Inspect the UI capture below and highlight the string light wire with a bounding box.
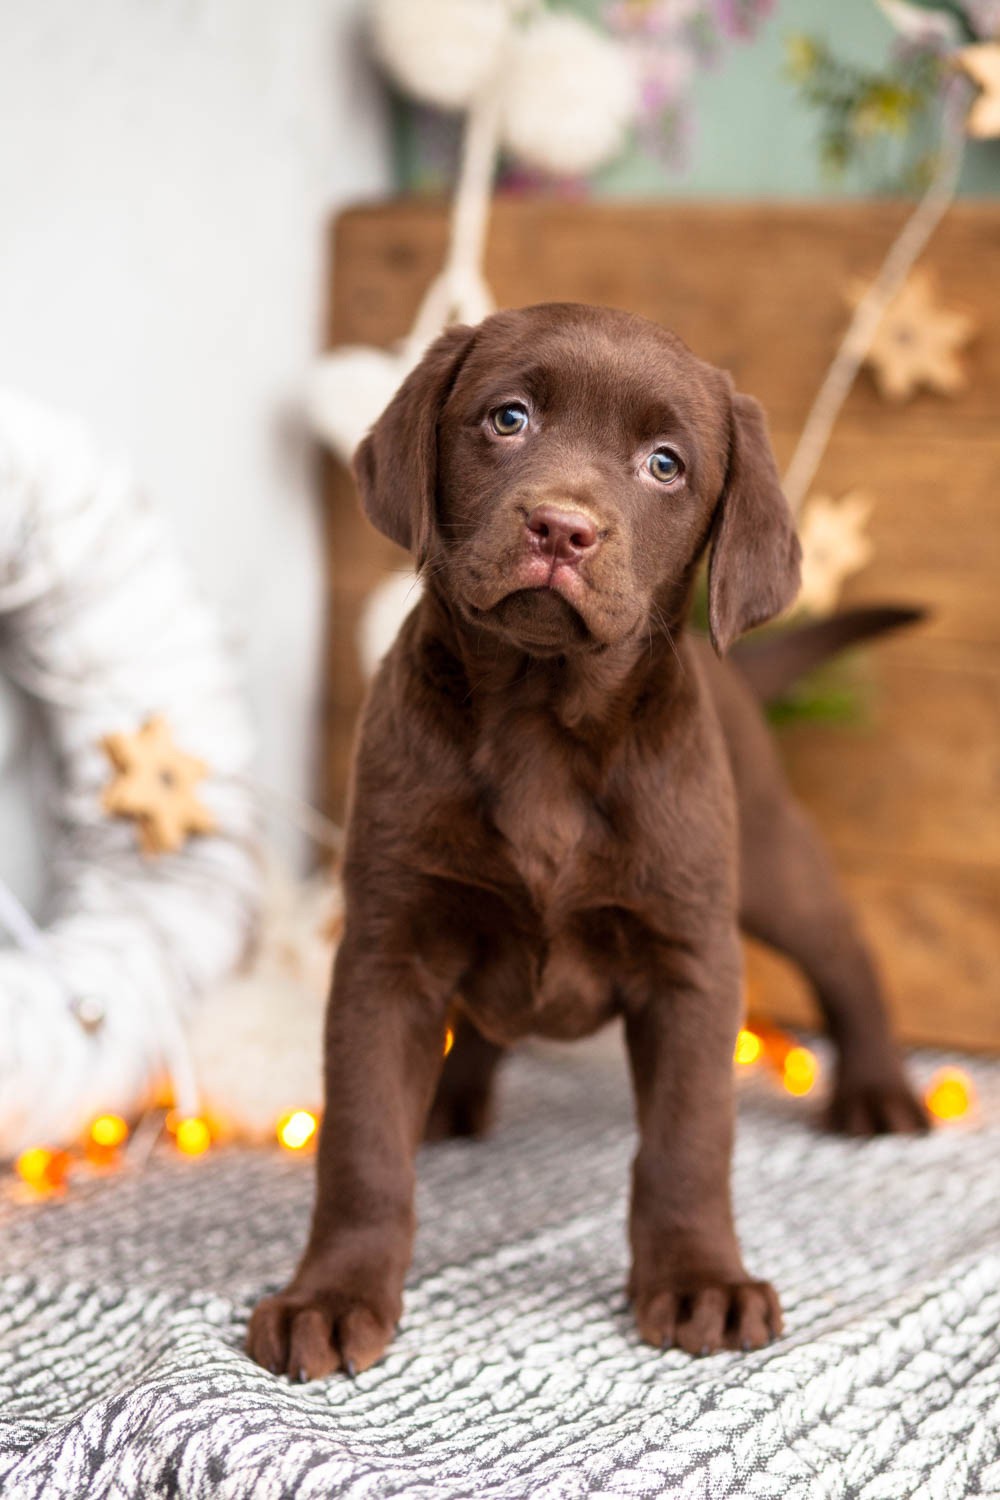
[782,82,970,516]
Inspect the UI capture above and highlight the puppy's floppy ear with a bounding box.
[352,323,476,564]
[708,388,801,655]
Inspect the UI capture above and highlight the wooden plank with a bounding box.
[780,429,1000,651]
[320,198,1000,1049]
[776,658,1000,869]
[746,863,1000,1051]
[330,199,1000,428]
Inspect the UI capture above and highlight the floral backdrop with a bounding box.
[391,0,1000,195]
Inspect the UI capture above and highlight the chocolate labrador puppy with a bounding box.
[248,303,926,1382]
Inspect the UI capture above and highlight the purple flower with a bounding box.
[712,0,776,40]
[962,0,1000,39]
[603,0,774,171]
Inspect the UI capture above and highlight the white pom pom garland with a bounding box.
[189,864,338,1142]
[371,0,513,110]
[307,345,418,465]
[310,4,638,464]
[371,0,638,174]
[500,11,638,175]
[357,569,424,678]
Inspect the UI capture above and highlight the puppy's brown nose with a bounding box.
[526,505,598,563]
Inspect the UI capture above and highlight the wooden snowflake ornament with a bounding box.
[101,715,216,856]
[796,491,875,616]
[957,44,1000,139]
[852,270,976,402]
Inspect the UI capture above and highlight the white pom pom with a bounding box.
[371,0,511,111]
[307,346,413,464]
[190,868,339,1142]
[501,12,638,176]
[191,969,326,1141]
[0,686,21,773]
[358,569,423,677]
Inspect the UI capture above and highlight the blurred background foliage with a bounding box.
[391,0,1000,196]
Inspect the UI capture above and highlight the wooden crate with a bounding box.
[319,198,1000,1051]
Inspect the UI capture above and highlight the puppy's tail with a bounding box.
[731,605,926,703]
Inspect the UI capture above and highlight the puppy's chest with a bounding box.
[473,722,607,909]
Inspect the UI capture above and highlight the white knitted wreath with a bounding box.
[0,389,261,1158]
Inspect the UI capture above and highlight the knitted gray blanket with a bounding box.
[2,1038,998,1498]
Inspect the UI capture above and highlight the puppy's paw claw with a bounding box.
[246,1289,395,1382]
[635,1277,782,1356]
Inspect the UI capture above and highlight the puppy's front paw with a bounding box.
[826,1069,930,1136]
[247,1286,397,1382]
[633,1276,782,1355]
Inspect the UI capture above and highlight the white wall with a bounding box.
[0,0,390,906]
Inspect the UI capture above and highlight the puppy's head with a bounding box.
[354,304,800,657]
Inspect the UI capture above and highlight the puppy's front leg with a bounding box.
[625,931,782,1356]
[247,931,451,1381]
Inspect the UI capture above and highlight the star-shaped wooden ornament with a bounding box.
[796,491,875,616]
[850,270,976,403]
[957,44,1000,139]
[101,715,216,856]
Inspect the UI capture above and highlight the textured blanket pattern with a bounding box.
[1,1039,998,1499]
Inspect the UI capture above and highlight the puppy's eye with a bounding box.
[646,447,683,483]
[490,402,529,436]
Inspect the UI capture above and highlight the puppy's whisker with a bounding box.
[647,598,686,678]
[416,562,457,594]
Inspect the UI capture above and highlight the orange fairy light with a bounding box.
[925,1068,973,1122]
[743,1015,798,1067]
[89,1114,129,1149]
[443,1025,455,1058]
[15,1147,72,1193]
[734,1028,763,1066]
[782,1046,818,1097]
[84,1112,130,1167]
[174,1117,212,1156]
[277,1109,318,1152]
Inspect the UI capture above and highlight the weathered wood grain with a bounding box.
[320,199,1000,1049]
[327,199,1000,427]
[746,862,999,1051]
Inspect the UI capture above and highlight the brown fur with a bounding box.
[247,304,927,1383]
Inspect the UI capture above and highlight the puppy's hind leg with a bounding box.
[425,1013,506,1141]
[739,799,928,1136]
